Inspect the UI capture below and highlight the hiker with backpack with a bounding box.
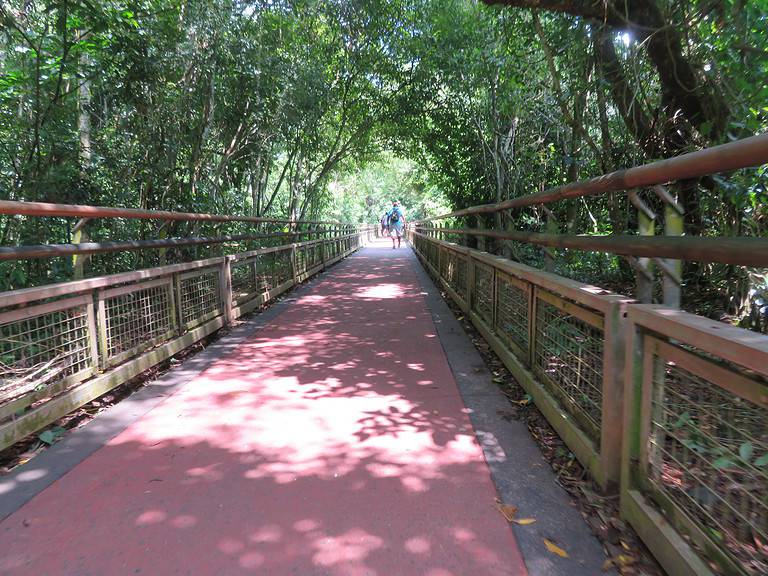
[386,201,406,249]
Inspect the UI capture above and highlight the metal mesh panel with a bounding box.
[295,247,307,274]
[180,270,220,327]
[455,255,468,300]
[429,242,438,268]
[0,303,93,401]
[647,357,767,573]
[103,282,173,362]
[495,273,529,357]
[441,249,455,285]
[274,249,293,284]
[231,260,259,303]
[473,262,494,325]
[534,296,604,438]
[254,253,277,294]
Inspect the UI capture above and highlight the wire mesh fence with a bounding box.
[473,262,494,327]
[231,259,260,305]
[534,294,604,441]
[411,231,616,465]
[100,280,175,366]
[495,272,529,360]
[644,341,767,575]
[179,269,221,329]
[0,297,96,404]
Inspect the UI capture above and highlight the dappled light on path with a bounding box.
[0,241,525,575]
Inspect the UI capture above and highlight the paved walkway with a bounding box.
[0,240,608,575]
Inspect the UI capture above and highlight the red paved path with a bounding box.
[0,242,526,575]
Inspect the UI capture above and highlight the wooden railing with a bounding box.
[410,133,768,576]
[0,206,372,453]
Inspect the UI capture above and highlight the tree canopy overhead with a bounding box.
[1,0,766,309]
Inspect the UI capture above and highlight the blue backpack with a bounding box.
[388,207,401,226]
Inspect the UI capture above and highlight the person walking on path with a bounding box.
[380,212,389,237]
[386,201,406,249]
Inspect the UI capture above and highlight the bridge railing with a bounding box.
[412,232,628,489]
[0,204,371,453]
[410,133,768,576]
[623,306,767,576]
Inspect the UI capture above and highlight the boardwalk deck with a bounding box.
[0,241,608,575]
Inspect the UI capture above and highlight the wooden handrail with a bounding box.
[0,200,340,226]
[412,228,768,267]
[420,132,768,220]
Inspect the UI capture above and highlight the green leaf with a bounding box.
[673,411,691,428]
[739,441,753,463]
[38,426,66,445]
[754,454,768,468]
[712,456,734,470]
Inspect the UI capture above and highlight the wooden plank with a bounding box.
[621,318,646,497]
[637,335,657,480]
[628,305,768,378]
[468,244,629,314]
[0,367,97,421]
[229,244,292,262]
[220,257,234,326]
[231,279,294,320]
[418,227,768,268]
[96,290,110,370]
[599,300,625,492]
[85,298,100,374]
[621,489,715,576]
[0,257,225,307]
[178,266,220,282]
[0,199,339,225]
[0,294,92,326]
[643,483,746,576]
[99,277,171,300]
[650,336,768,408]
[536,288,604,330]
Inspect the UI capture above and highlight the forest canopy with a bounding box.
[1,0,767,316]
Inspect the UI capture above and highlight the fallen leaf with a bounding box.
[616,554,636,566]
[620,540,631,551]
[496,503,518,522]
[511,518,536,525]
[602,559,614,571]
[544,539,569,558]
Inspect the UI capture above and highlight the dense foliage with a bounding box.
[1,0,766,323]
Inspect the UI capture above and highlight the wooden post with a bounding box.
[174,273,185,335]
[543,207,558,272]
[96,289,110,369]
[220,256,233,326]
[72,218,91,279]
[476,216,487,252]
[599,300,627,492]
[629,190,656,303]
[157,220,170,266]
[655,186,684,308]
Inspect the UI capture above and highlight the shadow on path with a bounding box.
[0,241,526,576]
